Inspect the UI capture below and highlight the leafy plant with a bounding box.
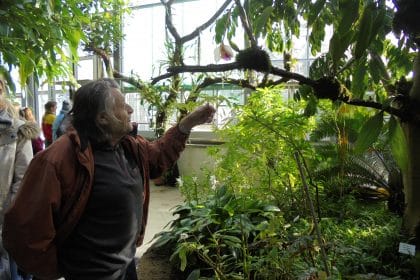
[207,86,317,218]
[157,85,414,278]
[0,0,128,90]
[154,185,292,280]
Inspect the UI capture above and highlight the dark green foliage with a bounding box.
[395,76,413,96]
[392,0,420,47]
[155,91,414,279]
[154,185,288,279]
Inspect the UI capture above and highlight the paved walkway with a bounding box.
[135,184,183,258]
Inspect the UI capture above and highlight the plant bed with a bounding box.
[137,242,186,280]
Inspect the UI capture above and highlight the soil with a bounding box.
[137,243,186,280]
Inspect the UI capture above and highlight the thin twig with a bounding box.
[294,152,330,276]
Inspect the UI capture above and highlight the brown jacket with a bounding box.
[2,125,188,279]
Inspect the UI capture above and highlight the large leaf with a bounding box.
[186,269,200,280]
[368,54,389,84]
[370,4,387,41]
[329,30,354,71]
[307,0,326,27]
[254,6,273,37]
[215,13,230,43]
[337,0,359,35]
[354,111,384,154]
[304,95,318,117]
[18,55,35,87]
[389,116,408,171]
[354,3,374,59]
[351,59,367,99]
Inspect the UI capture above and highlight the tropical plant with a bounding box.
[0,0,128,90]
[154,185,296,280]
[153,0,420,257]
[309,105,405,215]
[160,84,414,278]
[156,180,413,278]
[207,87,316,216]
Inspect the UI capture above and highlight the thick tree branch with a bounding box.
[195,77,256,92]
[344,99,405,120]
[161,0,181,42]
[113,71,146,90]
[151,62,240,84]
[271,67,317,87]
[151,61,317,87]
[263,77,290,88]
[234,0,257,48]
[181,0,233,44]
[85,45,113,77]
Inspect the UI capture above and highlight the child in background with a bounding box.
[41,101,57,148]
[20,107,44,155]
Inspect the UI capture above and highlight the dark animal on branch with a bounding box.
[235,47,271,72]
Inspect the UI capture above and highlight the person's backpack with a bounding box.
[55,115,68,139]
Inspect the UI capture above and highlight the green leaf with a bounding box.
[179,246,188,271]
[308,0,326,27]
[329,30,354,70]
[370,5,386,41]
[351,59,367,98]
[389,116,408,171]
[354,3,374,59]
[215,13,229,43]
[354,111,384,154]
[222,235,242,244]
[369,54,389,84]
[337,0,359,35]
[368,57,381,84]
[18,55,35,87]
[254,6,273,37]
[186,269,200,280]
[304,95,318,117]
[263,205,281,212]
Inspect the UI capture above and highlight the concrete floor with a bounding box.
[135,184,183,258]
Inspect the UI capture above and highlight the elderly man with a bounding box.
[3,78,215,280]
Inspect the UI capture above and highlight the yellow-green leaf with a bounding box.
[254,6,274,37]
[308,0,326,27]
[354,111,383,154]
[354,3,374,59]
[389,116,408,171]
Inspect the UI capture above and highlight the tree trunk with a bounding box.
[402,51,420,235]
[402,124,420,235]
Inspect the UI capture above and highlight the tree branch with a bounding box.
[271,66,317,87]
[195,77,256,92]
[234,0,257,48]
[161,0,181,42]
[151,61,318,87]
[113,71,146,90]
[151,62,240,84]
[181,0,233,44]
[85,45,113,77]
[344,99,405,119]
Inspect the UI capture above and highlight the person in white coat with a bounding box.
[0,95,38,280]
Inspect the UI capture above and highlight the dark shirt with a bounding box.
[59,144,143,280]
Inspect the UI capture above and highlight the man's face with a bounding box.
[108,89,133,141]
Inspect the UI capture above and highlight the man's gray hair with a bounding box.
[70,78,120,147]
